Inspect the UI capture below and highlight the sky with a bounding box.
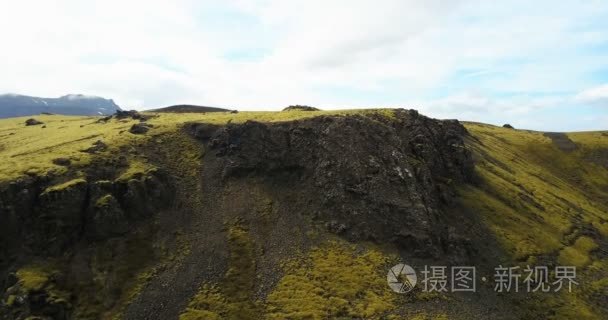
[1,0,607,131]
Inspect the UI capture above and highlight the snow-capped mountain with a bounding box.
[0,93,122,118]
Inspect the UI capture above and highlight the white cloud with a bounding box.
[418,91,561,123]
[0,0,607,130]
[576,84,608,107]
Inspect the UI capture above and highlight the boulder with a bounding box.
[82,140,107,153]
[52,158,71,166]
[25,118,44,126]
[129,123,152,134]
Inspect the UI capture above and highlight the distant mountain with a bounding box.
[147,104,230,113]
[0,93,121,118]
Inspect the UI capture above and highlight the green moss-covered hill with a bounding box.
[0,109,606,320]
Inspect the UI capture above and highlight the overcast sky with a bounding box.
[1,0,607,131]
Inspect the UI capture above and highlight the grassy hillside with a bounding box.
[461,123,608,319]
[0,110,606,319]
[0,109,393,181]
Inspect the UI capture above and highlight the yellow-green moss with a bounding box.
[414,290,449,302]
[0,109,397,181]
[461,123,608,319]
[115,160,155,182]
[69,226,161,320]
[94,194,115,207]
[5,294,16,307]
[180,224,261,320]
[16,266,51,292]
[0,115,143,181]
[180,286,227,320]
[180,308,223,320]
[557,236,599,268]
[409,312,449,320]
[460,123,608,260]
[266,241,395,320]
[12,264,71,315]
[153,130,203,179]
[41,178,86,195]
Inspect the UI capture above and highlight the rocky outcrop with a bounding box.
[0,169,172,263]
[129,123,153,134]
[0,166,172,319]
[37,179,89,254]
[2,109,477,319]
[25,118,44,126]
[115,110,150,121]
[189,109,474,259]
[81,140,108,154]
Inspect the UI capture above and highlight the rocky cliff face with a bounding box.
[1,109,478,319]
[0,168,172,319]
[0,169,171,258]
[190,109,474,259]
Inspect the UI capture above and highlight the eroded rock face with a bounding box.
[0,168,172,319]
[190,109,474,258]
[37,179,89,254]
[90,193,129,239]
[1,110,476,319]
[0,169,171,261]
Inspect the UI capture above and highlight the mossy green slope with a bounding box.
[2,111,607,319]
[180,224,261,320]
[0,109,393,181]
[266,241,396,320]
[182,238,399,320]
[461,123,608,319]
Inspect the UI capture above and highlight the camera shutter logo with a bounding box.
[387,263,417,293]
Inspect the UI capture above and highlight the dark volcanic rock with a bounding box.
[25,118,44,126]
[96,115,112,123]
[81,140,108,153]
[188,123,223,141]
[52,158,71,166]
[89,194,129,238]
[544,132,578,152]
[0,168,172,263]
[191,109,474,258]
[111,168,172,221]
[37,179,89,254]
[129,123,152,134]
[0,169,172,320]
[115,110,149,121]
[502,124,514,129]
